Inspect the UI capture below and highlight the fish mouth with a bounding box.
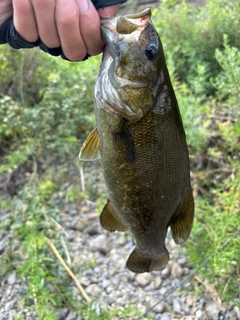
[101,10,152,90]
[115,74,148,88]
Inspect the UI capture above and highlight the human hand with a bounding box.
[0,0,12,26]
[0,0,121,61]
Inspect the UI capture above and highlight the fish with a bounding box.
[79,8,194,273]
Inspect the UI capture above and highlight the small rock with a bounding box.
[186,294,194,306]
[161,265,171,278]
[117,235,127,246]
[102,279,111,289]
[159,287,167,296]
[169,239,177,249]
[7,272,17,285]
[87,227,99,236]
[65,311,78,320]
[126,270,135,282]
[183,267,190,275]
[195,309,203,318]
[89,234,109,254]
[171,262,183,278]
[0,236,8,254]
[159,313,171,320]
[225,311,238,320]
[233,306,240,319]
[178,257,187,265]
[5,299,16,311]
[106,286,114,294]
[173,298,182,315]
[151,275,162,289]
[198,297,205,309]
[56,308,69,320]
[105,296,114,305]
[85,284,100,298]
[8,309,16,320]
[205,301,220,320]
[135,273,152,287]
[149,297,165,313]
[70,219,88,231]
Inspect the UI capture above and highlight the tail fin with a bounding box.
[126,247,169,273]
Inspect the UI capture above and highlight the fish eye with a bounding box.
[145,44,158,60]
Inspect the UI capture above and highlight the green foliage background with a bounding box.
[0,0,239,318]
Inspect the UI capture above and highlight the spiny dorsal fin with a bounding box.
[170,187,194,244]
[79,128,100,161]
[100,200,128,232]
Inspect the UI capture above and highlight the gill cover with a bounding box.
[98,9,162,122]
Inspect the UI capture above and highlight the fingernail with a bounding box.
[76,0,89,13]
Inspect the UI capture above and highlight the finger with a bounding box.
[77,0,104,56]
[31,0,60,48]
[0,0,13,26]
[12,0,38,42]
[55,0,87,61]
[98,4,120,18]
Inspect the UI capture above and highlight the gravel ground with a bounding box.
[0,198,239,320]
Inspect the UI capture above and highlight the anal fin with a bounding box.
[79,128,100,161]
[170,187,194,244]
[100,200,128,232]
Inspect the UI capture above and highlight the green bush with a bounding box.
[154,0,240,95]
[0,47,99,173]
[153,2,240,304]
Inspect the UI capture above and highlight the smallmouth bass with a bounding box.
[80,9,194,273]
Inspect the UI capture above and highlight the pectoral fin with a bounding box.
[170,187,194,244]
[111,119,135,162]
[100,200,128,232]
[79,128,100,161]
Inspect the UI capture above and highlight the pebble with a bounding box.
[5,299,17,312]
[56,308,69,320]
[7,272,17,285]
[233,306,240,319]
[151,275,162,289]
[65,311,78,320]
[205,300,220,320]
[186,294,194,306]
[173,298,182,314]
[149,297,165,313]
[159,313,171,320]
[89,234,109,254]
[135,273,152,287]
[171,261,184,278]
[161,265,171,278]
[195,309,203,318]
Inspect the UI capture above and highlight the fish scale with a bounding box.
[80,8,194,273]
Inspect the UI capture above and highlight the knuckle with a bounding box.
[32,0,54,9]
[57,10,79,28]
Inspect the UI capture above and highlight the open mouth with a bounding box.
[115,74,148,88]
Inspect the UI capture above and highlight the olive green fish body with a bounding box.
[80,9,194,273]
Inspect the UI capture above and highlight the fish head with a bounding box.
[99,9,163,122]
